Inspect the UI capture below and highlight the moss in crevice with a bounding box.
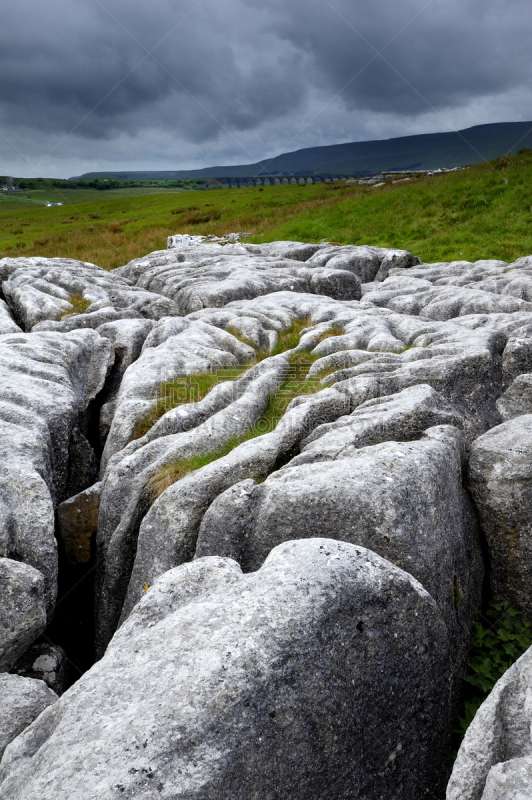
[148,349,325,499]
[133,366,252,440]
[61,294,91,317]
[134,317,322,440]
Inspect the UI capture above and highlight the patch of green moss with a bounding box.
[61,293,91,317]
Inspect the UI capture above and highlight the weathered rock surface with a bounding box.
[95,319,155,446]
[290,383,468,464]
[5,239,532,797]
[0,540,451,800]
[100,319,256,468]
[468,415,532,616]
[0,559,47,672]
[57,483,101,565]
[0,329,113,609]
[497,373,532,419]
[0,257,179,331]
[196,425,482,680]
[501,323,532,385]
[114,243,420,313]
[10,643,68,696]
[447,645,532,800]
[0,674,57,760]
[121,386,350,627]
[95,354,291,653]
[390,257,532,303]
[114,252,362,314]
[363,275,532,319]
[0,299,20,335]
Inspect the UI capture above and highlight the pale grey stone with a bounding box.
[468,415,532,616]
[95,318,155,446]
[497,373,532,420]
[0,559,47,672]
[101,320,256,469]
[96,355,290,654]
[447,646,532,800]
[114,251,362,315]
[501,324,532,386]
[121,386,350,627]
[0,257,179,331]
[0,539,451,800]
[196,425,482,681]
[290,384,469,465]
[482,756,532,799]
[364,275,532,319]
[0,330,113,609]
[0,673,57,760]
[0,299,20,335]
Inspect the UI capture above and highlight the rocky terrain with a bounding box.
[0,236,531,798]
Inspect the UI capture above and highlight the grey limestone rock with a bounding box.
[497,373,532,420]
[290,383,469,465]
[96,355,290,654]
[114,251,362,315]
[10,643,68,696]
[501,323,532,386]
[0,673,57,760]
[0,329,113,609]
[196,425,482,681]
[364,275,532,319]
[120,385,350,626]
[325,324,505,435]
[481,756,532,799]
[0,539,451,800]
[95,318,155,446]
[0,299,20,335]
[447,645,532,800]
[0,558,47,672]
[468,415,532,616]
[100,320,255,469]
[0,257,179,331]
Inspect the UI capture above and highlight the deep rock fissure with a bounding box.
[42,522,97,688]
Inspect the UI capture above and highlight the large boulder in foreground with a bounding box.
[0,540,451,800]
[196,425,482,681]
[468,415,532,616]
[0,674,57,760]
[447,645,532,800]
[0,558,47,672]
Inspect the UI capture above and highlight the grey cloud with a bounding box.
[0,0,531,176]
[251,0,532,114]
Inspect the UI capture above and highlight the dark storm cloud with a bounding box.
[253,0,532,114]
[0,0,309,140]
[1,0,531,175]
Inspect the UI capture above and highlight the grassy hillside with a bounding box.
[77,122,532,179]
[1,150,531,269]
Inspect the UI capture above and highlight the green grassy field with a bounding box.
[1,151,531,269]
[0,185,190,209]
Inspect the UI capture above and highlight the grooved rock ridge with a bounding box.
[0,240,532,799]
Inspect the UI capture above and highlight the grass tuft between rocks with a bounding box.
[145,319,330,498]
[61,294,91,317]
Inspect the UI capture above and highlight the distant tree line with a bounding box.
[13,177,219,191]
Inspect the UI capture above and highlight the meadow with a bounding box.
[1,150,531,269]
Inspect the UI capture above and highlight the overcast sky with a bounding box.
[1,0,531,178]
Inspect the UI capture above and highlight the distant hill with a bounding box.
[72,121,532,181]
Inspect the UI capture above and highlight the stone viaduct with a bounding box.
[218,174,358,187]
